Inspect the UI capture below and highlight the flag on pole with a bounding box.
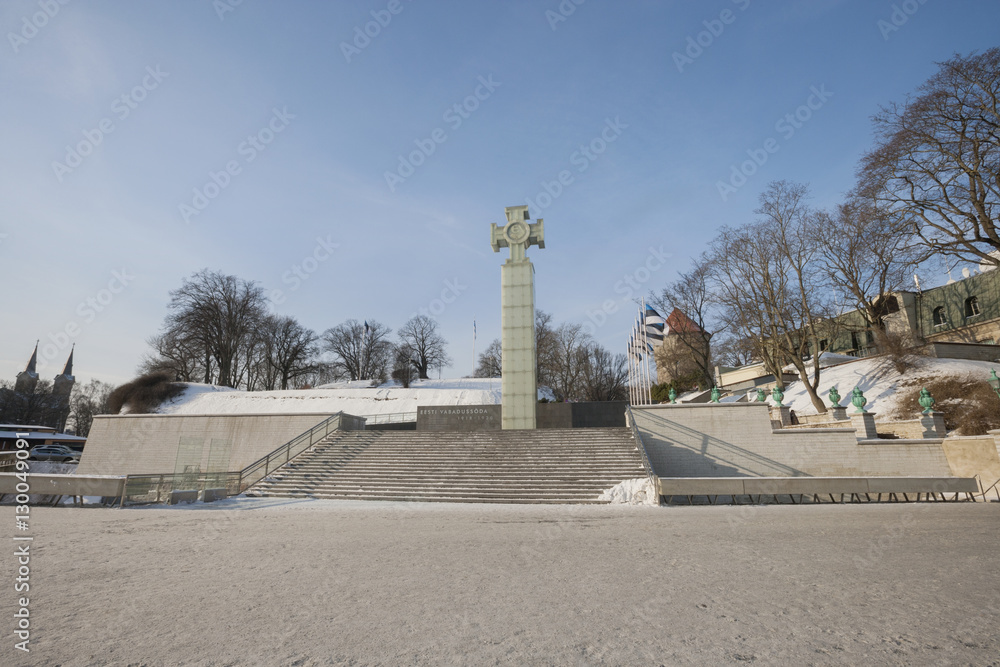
[363,321,371,340]
[644,305,666,327]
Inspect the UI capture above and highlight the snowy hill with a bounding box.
[154,378,543,417]
[758,356,1000,419]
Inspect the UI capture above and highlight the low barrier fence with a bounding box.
[120,412,357,506]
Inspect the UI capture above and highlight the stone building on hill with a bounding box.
[653,309,712,389]
[3,342,76,431]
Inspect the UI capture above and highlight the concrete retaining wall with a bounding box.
[77,413,337,476]
[417,402,627,431]
[632,403,954,478]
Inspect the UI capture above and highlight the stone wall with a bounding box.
[417,402,627,431]
[78,412,339,476]
[632,403,953,478]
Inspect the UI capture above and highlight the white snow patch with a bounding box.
[598,478,659,506]
[772,356,1000,419]
[154,378,557,418]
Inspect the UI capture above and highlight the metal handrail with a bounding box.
[236,412,346,492]
[364,412,418,425]
[624,405,658,493]
[119,413,350,506]
[976,475,1000,502]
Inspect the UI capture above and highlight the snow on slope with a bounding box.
[156,378,531,417]
[764,356,1000,418]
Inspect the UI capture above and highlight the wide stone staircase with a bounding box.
[245,428,647,504]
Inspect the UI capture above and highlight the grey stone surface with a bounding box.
[79,413,340,476]
[633,403,953,479]
[417,405,501,431]
[921,411,947,438]
[417,402,627,431]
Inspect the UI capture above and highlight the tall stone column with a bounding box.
[491,206,545,430]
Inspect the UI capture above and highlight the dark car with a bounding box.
[28,445,81,463]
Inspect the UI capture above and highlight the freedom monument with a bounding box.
[491,205,545,430]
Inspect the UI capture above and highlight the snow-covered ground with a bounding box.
[758,356,1000,418]
[154,378,554,417]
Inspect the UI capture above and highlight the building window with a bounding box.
[932,306,948,327]
[819,339,828,351]
[965,296,981,318]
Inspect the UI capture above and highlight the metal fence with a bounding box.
[364,412,417,426]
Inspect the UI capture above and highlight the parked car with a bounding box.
[28,445,81,463]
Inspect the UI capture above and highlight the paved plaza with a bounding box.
[4,500,999,666]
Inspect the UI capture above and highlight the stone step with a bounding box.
[250,426,646,505]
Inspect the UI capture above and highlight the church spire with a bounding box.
[61,345,74,377]
[15,341,40,394]
[24,340,38,374]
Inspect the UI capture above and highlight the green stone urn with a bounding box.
[851,387,867,413]
[710,387,721,403]
[828,386,841,408]
[918,388,935,414]
[755,388,766,402]
[668,387,677,404]
[771,386,784,407]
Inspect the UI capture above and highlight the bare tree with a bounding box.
[260,315,318,390]
[712,333,756,368]
[391,343,417,388]
[321,319,393,382]
[813,193,922,350]
[534,310,558,389]
[577,344,629,402]
[139,328,207,382]
[650,253,715,390]
[474,339,502,378]
[397,315,452,380]
[69,379,114,437]
[710,181,831,413]
[155,270,268,388]
[860,48,1000,267]
[546,322,591,402]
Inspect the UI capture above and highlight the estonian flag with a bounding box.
[644,305,666,327]
[364,321,371,339]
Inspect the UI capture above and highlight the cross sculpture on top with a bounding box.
[490,205,545,429]
[490,205,544,262]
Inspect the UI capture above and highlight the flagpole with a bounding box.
[634,316,644,405]
[472,317,476,377]
[628,333,635,405]
[642,297,653,403]
[641,300,652,404]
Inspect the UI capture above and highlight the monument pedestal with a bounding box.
[851,411,878,440]
[501,260,537,429]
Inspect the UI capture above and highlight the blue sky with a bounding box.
[2,0,998,386]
